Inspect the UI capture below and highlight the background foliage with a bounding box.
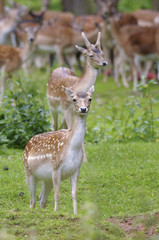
[6,0,152,12]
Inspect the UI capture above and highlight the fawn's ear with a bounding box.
[62,86,74,97]
[88,85,94,95]
[75,45,88,55]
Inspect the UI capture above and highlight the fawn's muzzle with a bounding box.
[80,107,87,113]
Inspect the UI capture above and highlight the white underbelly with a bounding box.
[33,162,53,181]
[37,45,57,52]
[32,149,83,181]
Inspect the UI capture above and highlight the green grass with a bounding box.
[1,141,159,239]
[1,66,159,239]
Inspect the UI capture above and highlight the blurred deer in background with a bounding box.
[0,4,28,44]
[110,13,159,91]
[0,24,41,104]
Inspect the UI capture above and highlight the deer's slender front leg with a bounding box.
[40,181,53,208]
[50,107,58,131]
[52,170,61,212]
[28,175,38,209]
[82,143,87,162]
[0,67,6,104]
[131,58,138,92]
[64,108,73,129]
[71,170,79,215]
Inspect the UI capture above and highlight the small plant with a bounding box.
[86,80,159,143]
[0,79,51,148]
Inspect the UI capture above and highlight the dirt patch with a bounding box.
[106,212,159,238]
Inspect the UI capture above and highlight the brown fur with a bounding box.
[0,46,21,72]
[110,15,158,58]
[126,26,157,55]
[0,25,41,103]
[47,67,78,109]
[23,130,71,171]
[132,9,159,24]
[118,13,138,27]
[110,14,159,90]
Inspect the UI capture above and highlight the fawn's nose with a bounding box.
[30,38,34,42]
[102,61,108,66]
[80,107,87,113]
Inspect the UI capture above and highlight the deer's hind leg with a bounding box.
[64,108,73,129]
[49,105,59,131]
[52,170,61,212]
[0,66,7,104]
[39,181,53,208]
[27,173,38,209]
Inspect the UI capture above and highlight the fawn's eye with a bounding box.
[73,98,77,102]
[89,98,92,102]
[89,55,93,58]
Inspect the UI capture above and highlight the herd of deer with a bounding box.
[0,0,159,214]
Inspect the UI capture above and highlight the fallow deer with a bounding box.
[110,13,139,88]
[47,32,107,162]
[33,12,104,68]
[95,0,119,82]
[0,5,28,44]
[0,25,41,104]
[47,32,107,131]
[23,86,94,215]
[30,1,108,69]
[110,14,159,91]
[132,9,159,27]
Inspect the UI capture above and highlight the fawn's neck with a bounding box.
[19,41,34,63]
[69,113,87,149]
[110,20,121,42]
[0,20,14,43]
[76,58,97,92]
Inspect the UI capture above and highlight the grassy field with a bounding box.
[1,65,159,239]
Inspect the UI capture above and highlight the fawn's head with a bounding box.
[75,32,108,68]
[19,24,41,43]
[63,86,94,115]
[98,0,119,19]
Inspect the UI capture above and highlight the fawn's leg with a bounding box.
[131,58,138,92]
[50,106,58,131]
[0,68,6,105]
[64,108,73,129]
[71,170,79,215]
[28,175,38,208]
[59,118,67,129]
[120,56,129,88]
[114,53,121,87]
[52,170,61,212]
[40,181,53,208]
[82,143,87,162]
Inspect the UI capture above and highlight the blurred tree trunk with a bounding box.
[152,0,159,10]
[0,0,5,15]
[62,0,96,15]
